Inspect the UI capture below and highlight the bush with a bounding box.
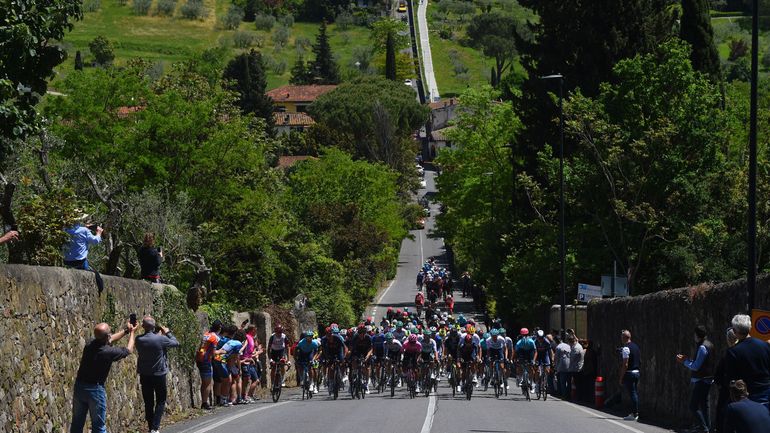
[117,0,128,5]
[221,5,244,30]
[278,14,294,27]
[156,0,176,16]
[232,30,257,48]
[133,0,152,15]
[89,35,115,66]
[728,38,749,61]
[294,36,311,54]
[272,25,290,49]
[271,58,287,75]
[83,0,101,13]
[180,0,207,20]
[335,11,354,30]
[254,14,275,31]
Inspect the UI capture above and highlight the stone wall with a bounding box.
[587,276,770,426]
[0,265,201,433]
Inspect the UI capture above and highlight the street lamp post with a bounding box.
[540,74,566,338]
[748,0,758,312]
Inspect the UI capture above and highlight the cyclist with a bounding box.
[371,327,386,387]
[514,328,536,390]
[383,332,404,387]
[402,333,422,392]
[321,326,347,393]
[392,321,408,343]
[457,333,479,390]
[420,329,440,385]
[295,331,320,393]
[349,325,373,394]
[533,329,552,395]
[417,270,425,290]
[415,290,425,317]
[486,329,508,390]
[268,325,291,388]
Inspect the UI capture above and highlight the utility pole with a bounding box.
[748,0,758,312]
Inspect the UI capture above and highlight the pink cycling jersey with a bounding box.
[402,340,422,354]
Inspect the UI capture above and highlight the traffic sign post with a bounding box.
[751,309,770,340]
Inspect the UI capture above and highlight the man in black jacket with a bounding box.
[677,325,716,433]
[725,314,770,405]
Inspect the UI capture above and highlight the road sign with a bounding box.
[601,275,629,297]
[577,283,602,303]
[751,309,770,340]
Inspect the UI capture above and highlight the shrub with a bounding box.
[728,38,749,61]
[180,0,207,20]
[83,0,101,13]
[254,14,275,31]
[89,35,115,66]
[133,0,152,15]
[156,0,176,16]
[272,25,290,49]
[232,30,257,48]
[294,36,311,53]
[335,11,354,30]
[278,14,294,27]
[221,5,244,30]
[117,0,128,5]
[272,58,287,75]
[351,45,373,71]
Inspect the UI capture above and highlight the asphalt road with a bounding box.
[416,0,440,102]
[165,169,674,433]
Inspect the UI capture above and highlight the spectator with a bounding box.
[70,320,136,433]
[0,229,18,244]
[619,329,641,421]
[138,232,163,283]
[240,325,262,403]
[725,380,770,433]
[567,335,584,401]
[580,340,599,402]
[63,217,102,270]
[554,335,571,398]
[195,320,222,410]
[725,314,770,404]
[715,327,740,433]
[135,316,179,433]
[676,325,716,433]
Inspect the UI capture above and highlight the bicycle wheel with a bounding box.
[332,365,340,400]
[390,365,396,398]
[493,364,502,398]
[522,369,530,401]
[272,370,283,403]
[540,368,548,401]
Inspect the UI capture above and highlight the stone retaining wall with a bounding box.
[587,275,770,426]
[0,265,201,433]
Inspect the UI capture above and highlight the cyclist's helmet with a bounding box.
[340,329,348,336]
[424,329,432,337]
[385,332,394,340]
[429,326,437,333]
[325,326,331,335]
[396,309,402,315]
[408,334,419,343]
[357,324,366,334]
[483,332,490,339]
[396,321,403,328]
[520,328,530,336]
[387,307,393,312]
[500,328,507,336]
[274,324,283,333]
[490,329,500,337]
[537,330,545,338]
[303,330,314,338]
[331,327,340,334]
[464,334,472,342]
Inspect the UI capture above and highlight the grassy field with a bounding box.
[57,0,372,89]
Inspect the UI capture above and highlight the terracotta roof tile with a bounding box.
[277,155,317,168]
[273,112,316,127]
[266,85,337,103]
[428,98,459,110]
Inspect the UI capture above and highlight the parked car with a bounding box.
[404,79,413,87]
[397,1,407,12]
[420,179,427,188]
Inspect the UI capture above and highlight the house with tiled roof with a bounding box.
[266,85,337,113]
[273,112,315,135]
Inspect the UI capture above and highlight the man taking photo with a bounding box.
[70,319,136,433]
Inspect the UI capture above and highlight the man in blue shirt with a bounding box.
[725,379,770,433]
[677,325,715,433]
[63,221,102,270]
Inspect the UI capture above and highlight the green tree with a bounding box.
[223,50,275,134]
[680,0,722,81]
[307,21,340,84]
[289,56,311,84]
[308,76,427,178]
[370,18,410,53]
[0,0,82,158]
[385,32,397,81]
[467,12,519,87]
[89,35,115,66]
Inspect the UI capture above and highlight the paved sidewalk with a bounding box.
[417,0,439,102]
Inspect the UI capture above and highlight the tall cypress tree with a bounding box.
[223,49,275,134]
[680,0,722,82]
[290,56,310,85]
[308,20,340,84]
[74,50,84,71]
[385,32,397,80]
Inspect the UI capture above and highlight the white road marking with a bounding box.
[561,400,646,433]
[375,277,397,306]
[182,401,291,433]
[420,394,436,433]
